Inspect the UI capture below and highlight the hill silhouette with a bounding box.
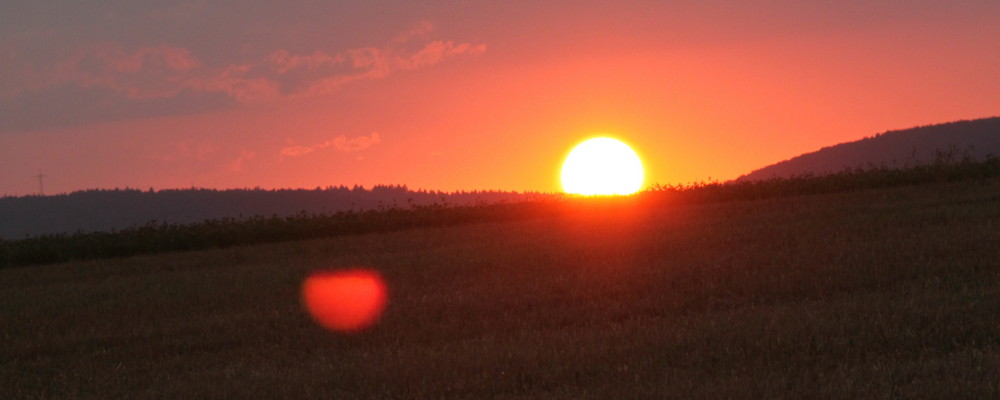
[740,116,1000,181]
[0,185,539,239]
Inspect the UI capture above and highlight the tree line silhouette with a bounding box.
[741,116,1000,180]
[2,155,998,268]
[0,184,540,239]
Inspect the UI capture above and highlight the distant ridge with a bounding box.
[740,116,1000,181]
[0,185,540,239]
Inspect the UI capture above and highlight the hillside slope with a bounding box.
[741,116,1000,180]
[3,177,999,398]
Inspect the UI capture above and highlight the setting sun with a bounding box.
[561,137,644,195]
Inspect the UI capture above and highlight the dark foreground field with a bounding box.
[3,178,1000,399]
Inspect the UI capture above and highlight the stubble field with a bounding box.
[3,178,1000,399]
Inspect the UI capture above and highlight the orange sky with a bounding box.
[2,1,999,196]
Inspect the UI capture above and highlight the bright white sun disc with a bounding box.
[561,137,644,195]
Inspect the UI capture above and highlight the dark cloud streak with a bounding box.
[0,12,485,133]
[0,85,234,133]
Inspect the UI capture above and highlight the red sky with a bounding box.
[2,1,999,196]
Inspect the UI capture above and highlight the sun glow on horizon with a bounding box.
[561,137,644,195]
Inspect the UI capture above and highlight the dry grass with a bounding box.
[2,178,999,399]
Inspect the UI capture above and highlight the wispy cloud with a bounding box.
[228,149,257,172]
[0,22,486,132]
[204,26,486,101]
[29,43,201,99]
[280,132,382,157]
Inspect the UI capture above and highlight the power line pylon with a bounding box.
[35,171,47,195]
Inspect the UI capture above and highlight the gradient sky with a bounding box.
[2,1,999,196]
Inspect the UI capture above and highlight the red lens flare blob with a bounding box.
[302,269,388,333]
